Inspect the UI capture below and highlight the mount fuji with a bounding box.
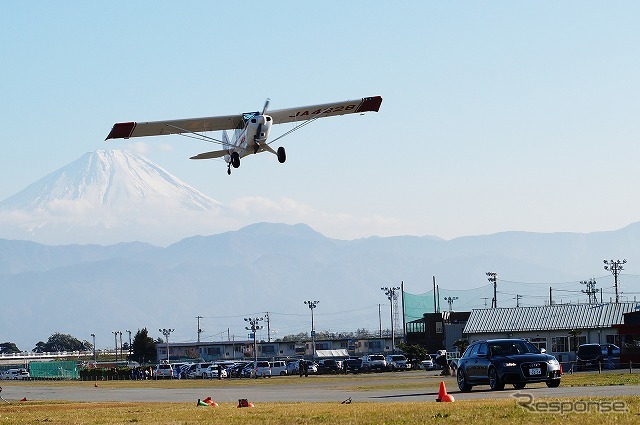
[0,150,223,245]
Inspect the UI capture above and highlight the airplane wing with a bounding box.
[267,96,382,125]
[106,96,382,140]
[106,114,246,140]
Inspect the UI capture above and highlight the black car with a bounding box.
[316,359,342,374]
[456,339,561,391]
[345,357,363,373]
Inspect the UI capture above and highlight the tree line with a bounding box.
[0,328,158,364]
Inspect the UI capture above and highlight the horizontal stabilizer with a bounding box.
[190,149,228,160]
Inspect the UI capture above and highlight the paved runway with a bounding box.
[2,377,639,403]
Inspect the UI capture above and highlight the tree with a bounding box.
[131,328,157,364]
[453,338,470,356]
[0,342,20,354]
[397,342,428,368]
[40,333,85,352]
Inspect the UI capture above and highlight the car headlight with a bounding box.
[502,362,517,367]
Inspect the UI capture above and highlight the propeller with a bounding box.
[262,98,270,115]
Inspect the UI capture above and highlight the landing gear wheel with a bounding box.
[227,164,231,175]
[231,152,240,168]
[277,146,286,163]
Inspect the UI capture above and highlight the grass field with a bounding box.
[0,371,638,424]
[1,398,638,425]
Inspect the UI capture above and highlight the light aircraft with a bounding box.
[106,96,382,175]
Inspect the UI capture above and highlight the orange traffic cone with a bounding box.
[203,397,219,407]
[237,398,254,408]
[436,381,455,402]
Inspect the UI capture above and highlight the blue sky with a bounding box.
[2,1,640,240]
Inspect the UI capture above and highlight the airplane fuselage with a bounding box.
[225,114,273,163]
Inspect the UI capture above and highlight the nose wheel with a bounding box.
[227,163,231,175]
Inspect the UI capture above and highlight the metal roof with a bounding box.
[463,302,640,334]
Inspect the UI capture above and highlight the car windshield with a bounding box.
[489,340,539,356]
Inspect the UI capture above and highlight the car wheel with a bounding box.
[546,379,561,388]
[457,368,472,392]
[488,367,505,391]
[513,382,526,389]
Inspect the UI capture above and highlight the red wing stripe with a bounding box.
[355,96,383,113]
[106,122,136,140]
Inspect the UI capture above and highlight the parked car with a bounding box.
[171,363,187,378]
[316,359,342,374]
[2,368,29,380]
[154,363,173,379]
[191,363,213,379]
[361,354,387,372]
[576,343,620,370]
[600,344,621,368]
[286,359,318,375]
[421,358,435,370]
[386,354,411,371]
[456,339,561,391]
[269,361,288,376]
[345,357,364,373]
[243,361,271,378]
[203,364,228,379]
[229,362,250,378]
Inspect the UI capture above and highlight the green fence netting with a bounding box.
[404,285,494,323]
[29,361,79,380]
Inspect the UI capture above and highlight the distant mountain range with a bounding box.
[1,150,639,352]
[0,150,222,245]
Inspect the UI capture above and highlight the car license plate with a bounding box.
[529,367,542,375]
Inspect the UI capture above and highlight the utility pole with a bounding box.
[196,316,203,343]
[244,317,263,365]
[159,328,174,363]
[549,287,553,306]
[381,286,400,354]
[515,294,522,308]
[126,330,132,360]
[304,301,319,359]
[486,272,498,308]
[264,312,271,342]
[378,304,382,338]
[444,296,458,311]
[581,278,598,304]
[604,259,626,303]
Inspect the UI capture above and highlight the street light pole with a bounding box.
[159,328,174,363]
[90,333,96,363]
[381,286,400,354]
[111,331,118,361]
[244,317,264,365]
[304,301,319,359]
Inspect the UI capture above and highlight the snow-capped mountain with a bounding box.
[0,150,223,245]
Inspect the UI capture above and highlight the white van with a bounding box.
[269,360,288,376]
[2,368,29,380]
